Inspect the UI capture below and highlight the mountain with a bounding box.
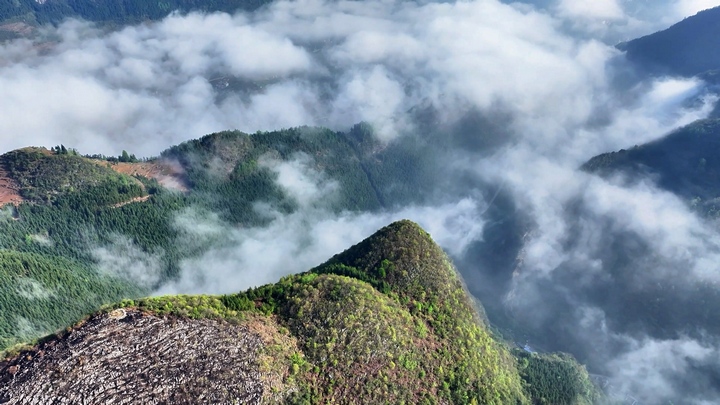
[0,0,269,39]
[0,125,440,352]
[618,6,720,77]
[0,147,149,206]
[583,118,720,215]
[2,6,719,402]
[0,220,599,404]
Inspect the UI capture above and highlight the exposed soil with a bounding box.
[112,195,152,208]
[0,309,265,405]
[0,22,34,36]
[0,165,22,207]
[104,160,189,193]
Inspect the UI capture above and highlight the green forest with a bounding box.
[0,127,603,403]
[0,125,437,351]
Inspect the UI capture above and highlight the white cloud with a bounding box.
[557,0,625,20]
[675,0,720,17]
[156,198,485,295]
[259,153,339,208]
[15,277,55,300]
[92,235,164,289]
[0,0,650,156]
[608,337,720,403]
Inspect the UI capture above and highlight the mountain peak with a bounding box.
[314,219,465,302]
[1,221,537,404]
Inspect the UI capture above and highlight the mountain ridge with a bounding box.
[0,220,600,404]
[618,6,720,77]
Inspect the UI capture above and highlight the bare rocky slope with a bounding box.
[0,309,269,404]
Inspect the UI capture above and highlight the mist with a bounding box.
[2,0,720,403]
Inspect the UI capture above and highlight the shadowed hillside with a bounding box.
[618,6,720,77]
[583,118,720,215]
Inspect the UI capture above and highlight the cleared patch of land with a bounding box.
[0,165,23,207]
[0,310,266,405]
[104,160,189,193]
[0,22,34,36]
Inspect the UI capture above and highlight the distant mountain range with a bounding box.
[618,6,720,77]
[592,7,720,211]
[0,0,268,37]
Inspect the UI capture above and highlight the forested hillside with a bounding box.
[618,6,720,77]
[0,125,436,351]
[0,220,600,405]
[583,118,720,215]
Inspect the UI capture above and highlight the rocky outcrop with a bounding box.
[0,309,264,405]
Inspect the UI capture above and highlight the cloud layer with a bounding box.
[1,0,715,156]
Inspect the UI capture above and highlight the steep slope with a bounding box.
[0,250,142,350]
[583,118,720,214]
[618,6,720,77]
[226,220,531,404]
[0,147,146,206]
[0,221,600,404]
[161,125,438,218]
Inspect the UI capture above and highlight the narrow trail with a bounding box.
[111,195,151,208]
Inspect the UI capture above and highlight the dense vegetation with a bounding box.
[515,350,599,405]
[0,131,600,402]
[1,147,145,206]
[0,125,436,352]
[161,125,436,221]
[161,127,380,224]
[0,250,140,350]
[583,118,720,216]
[92,220,599,404]
[618,6,720,77]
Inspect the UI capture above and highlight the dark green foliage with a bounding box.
[514,351,600,405]
[618,6,720,77]
[161,127,385,222]
[0,126,437,353]
[0,176,187,352]
[0,250,141,350]
[0,126,602,402]
[583,119,720,216]
[1,147,144,206]
[118,150,138,163]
